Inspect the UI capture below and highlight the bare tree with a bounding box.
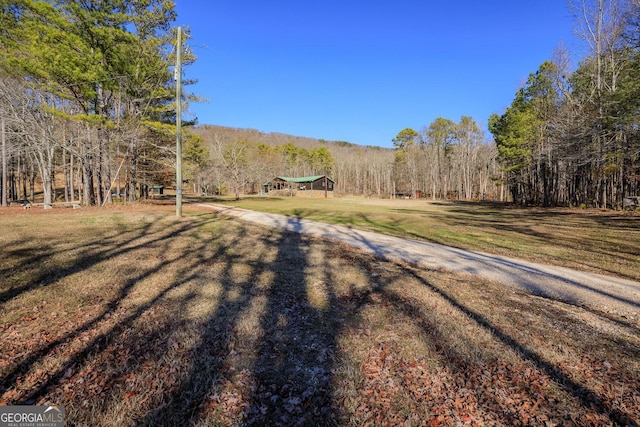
[568,0,631,207]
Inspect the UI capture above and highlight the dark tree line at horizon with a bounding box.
[490,0,640,208]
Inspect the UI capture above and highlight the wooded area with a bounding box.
[193,120,500,201]
[0,0,204,207]
[490,0,640,207]
[1,0,639,207]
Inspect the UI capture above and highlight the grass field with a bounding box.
[0,202,639,426]
[214,196,640,282]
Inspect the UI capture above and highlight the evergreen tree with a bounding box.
[0,0,195,206]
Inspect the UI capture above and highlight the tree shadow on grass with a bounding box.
[3,211,337,426]
[0,215,217,401]
[3,209,638,426]
[39,214,266,426]
[243,226,339,425]
[339,250,638,424]
[139,224,264,425]
[301,221,639,425]
[141,216,345,426]
[395,266,638,426]
[0,218,160,304]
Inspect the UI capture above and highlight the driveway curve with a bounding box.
[199,203,640,322]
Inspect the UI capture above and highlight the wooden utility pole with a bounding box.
[175,26,183,217]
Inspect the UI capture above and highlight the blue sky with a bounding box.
[174,1,577,148]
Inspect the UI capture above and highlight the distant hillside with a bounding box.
[192,124,390,152]
[191,123,499,200]
[191,123,396,198]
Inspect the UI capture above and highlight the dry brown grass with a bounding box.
[0,204,638,426]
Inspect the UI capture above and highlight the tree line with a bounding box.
[389,117,500,200]
[194,121,500,201]
[0,0,204,207]
[490,0,640,207]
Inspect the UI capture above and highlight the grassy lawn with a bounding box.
[212,196,640,282]
[0,204,639,426]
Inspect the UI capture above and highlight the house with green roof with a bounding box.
[264,175,335,198]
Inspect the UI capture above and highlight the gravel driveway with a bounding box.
[200,204,640,322]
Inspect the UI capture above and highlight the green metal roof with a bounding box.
[275,175,333,183]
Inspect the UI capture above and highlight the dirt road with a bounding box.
[200,203,640,322]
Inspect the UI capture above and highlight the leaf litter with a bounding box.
[0,207,638,426]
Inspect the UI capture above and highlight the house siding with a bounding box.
[266,176,335,197]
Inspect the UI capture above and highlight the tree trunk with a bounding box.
[28,159,35,202]
[69,150,75,202]
[128,138,138,202]
[1,116,6,207]
[63,148,69,203]
[82,155,95,206]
